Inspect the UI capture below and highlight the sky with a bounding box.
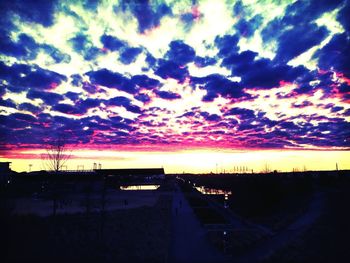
[0,0,349,173]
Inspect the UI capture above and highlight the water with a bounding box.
[120,185,160,190]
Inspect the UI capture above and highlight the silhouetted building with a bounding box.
[0,162,12,185]
[96,168,165,180]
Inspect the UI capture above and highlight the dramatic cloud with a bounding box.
[0,0,349,155]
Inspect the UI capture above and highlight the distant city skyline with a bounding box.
[1,0,349,172]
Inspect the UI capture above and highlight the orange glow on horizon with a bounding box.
[2,149,350,174]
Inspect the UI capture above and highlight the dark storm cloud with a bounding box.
[108,96,131,107]
[232,0,245,16]
[0,87,6,98]
[51,98,104,116]
[194,56,217,67]
[224,107,255,119]
[80,98,102,109]
[337,1,350,33]
[18,68,67,89]
[69,34,100,61]
[309,121,350,147]
[87,69,137,94]
[9,112,37,123]
[154,90,181,100]
[71,74,83,87]
[178,111,195,118]
[0,98,16,109]
[292,70,319,95]
[100,34,125,51]
[221,50,257,69]
[240,59,307,89]
[37,112,52,124]
[125,104,142,114]
[339,83,350,93]
[1,0,349,151]
[38,115,97,144]
[0,62,67,90]
[108,96,142,114]
[131,74,160,89]
[291,101,313,109]
[51,115,80,130]
[235,15,262,38]
[18,102,41,114]
[0,115,25,129]
[41,44,71,63]
[284,0,343,24]
[81,120,109,132]
[82,82,99,94]
[119,47,143,64]
[0,33,40,59]
[315,33,350,77]
[181,11,200,28]
[191,74,250,102]
[0,62,29,85]
[118,0,171,33]
[0,117,47,144]
[27,90,64,105]
[215,34,239,57]
[166,40,196,65]
[0,0,57,27]
[331,106,344,113]
[219,47,308,89]
[200,112,221,122]
[155,61,189,83]
[135,93,151,103]
[52,103,86,115]
[275,23,328,63]
[261,0,344,63]
[262,0,343,42]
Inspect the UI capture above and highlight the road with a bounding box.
[168,183,226,263]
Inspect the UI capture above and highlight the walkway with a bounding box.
[234,191,326,262]
[168,183,226,263]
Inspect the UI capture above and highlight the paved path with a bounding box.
[234,191,326,262]
[168,184,226,263]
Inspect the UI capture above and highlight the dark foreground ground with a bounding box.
[1,196,172,263]
[264,183,350,263]
[177,171,350,263]
[1,171,350,263]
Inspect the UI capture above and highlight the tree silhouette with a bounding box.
[41,136,71,172]
[41,136,72,217]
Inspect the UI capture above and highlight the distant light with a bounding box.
[7,180,10,184]
[120,185,160,190]
[223,231,227,235]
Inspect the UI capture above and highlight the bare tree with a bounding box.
[261,163,271,173]
[41,137,71,172]
[41,136,72,218]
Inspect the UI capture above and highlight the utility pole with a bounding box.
[336,163,339,171]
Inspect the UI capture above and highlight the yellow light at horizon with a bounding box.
[2,149,350,174]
